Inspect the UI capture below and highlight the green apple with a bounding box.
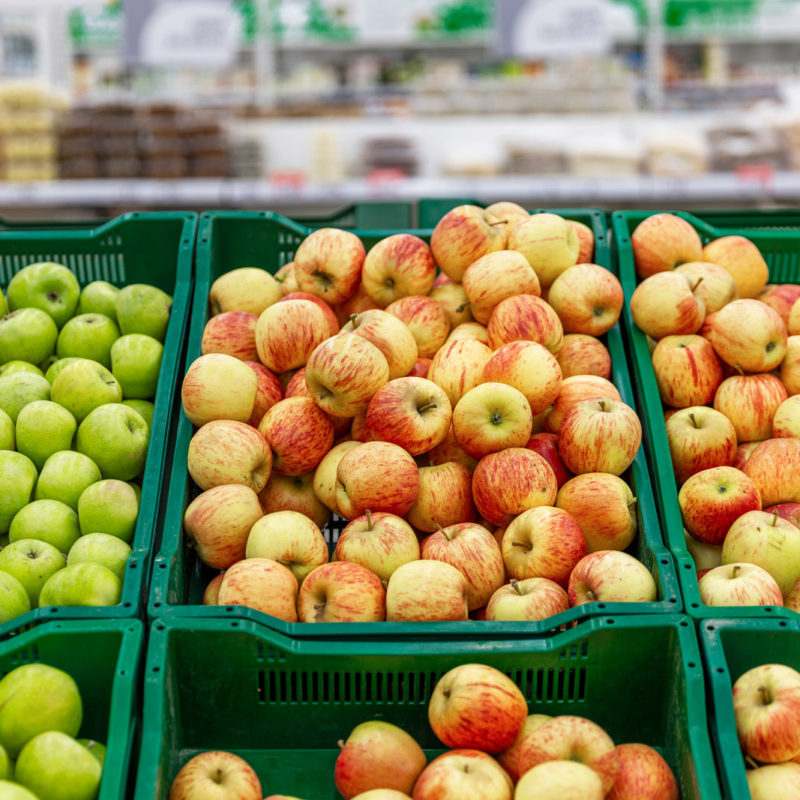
[6,262,80,328]
[78,280,119,321]
[0,452,37,534]
[44,357,79,385]
[0,289,6,316]
[0,539,66,607]
[76,404,149,481]
[0,662,82,758]
[0,308,58,365]
[9,499,81,554]
[0,571,31,623]
[122,399,154,430]
[15,400,77,470]
[0,409,13,450]
[0,743,10,780]
[0,780,37,800]
[110,333,163,399]
[128,481,142,504]
[0,362,43,379]
[35,451,101,510]
[116,283,171,342]
[77,479,138,542]
[38,353,58,374]
[38,562,121,607]
[77,739,106,768]
[16,731,101,800]
[68,533,131,579]
[0,372,51,423]
[56,313,120,368]
[50,358,122,423]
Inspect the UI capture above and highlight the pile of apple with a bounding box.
[728,661,800,799]
[0,660,107,800]
[629,213,800,611]
[168,662,679,800]
[0,261,170,615]
[180,203,659,623]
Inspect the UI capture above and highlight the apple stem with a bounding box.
[349,313,360,326]
[744,754,761,770]
[511,579,523,595]
[735,364,745,376]
[598,399,607,412]
[436,524,453,541]
[337,739,345,750]
[732,565,741,578]
[456,302,470,313]
[771,510,779,527]
[689,412,698,429]
[691,276,704,291]
[628,497,638,509]
[758,685,772,706]
[365,509,374,530]
[492,219,509,226]
[417,402,438,413]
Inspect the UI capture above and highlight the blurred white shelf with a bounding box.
[0,174,794,209]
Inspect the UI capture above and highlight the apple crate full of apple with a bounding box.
[614,210,800,621]
[699,617,800,799]
[149,206,681,635]
[135,614,720,799]
[0,212,195,635]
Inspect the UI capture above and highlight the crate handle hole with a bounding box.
[156,624,165,631]
[688,662,696,668]
[691,603,699,608]
[231,622,240,628]
[158,563,167,569]
[153,602,161,608]
[680,620,688,626]
[717,668,725,673]
[152,666,160,673]
[123,602,132,608]
[780,621,788,627]
[765,607,774,612]
[660,558,669,565]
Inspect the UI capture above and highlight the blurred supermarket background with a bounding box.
[3,0,800,219]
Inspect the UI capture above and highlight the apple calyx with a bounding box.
[364,508,374,531]
[593,306,605,318]
[490,411,503,426]
[313,269,334,290]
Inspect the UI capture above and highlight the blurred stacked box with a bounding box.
[0,82,59,181]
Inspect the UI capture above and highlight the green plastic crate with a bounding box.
[148,209,680,636]
[294,202,413,230]
[135,614,719,800]
[0,619,143,800]
[700,617,800,799]
[613,209,800,622]
[688,209,800,230]
[0,212,196,633]
[0,215,105,231]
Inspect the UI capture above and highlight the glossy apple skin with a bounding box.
[428,663,527,753]
[202,572,225,605]
[747,763,800,800]
[515,760,604,800]
[340,309,418,381]
[486,578,569,622]
[279,291,339,337]
[217,557,298,622]
[259,471,331,530]
[427,425,479,473]
[765,503,800,529]
[698,562,783,606]
[508,212,580,288]
[525,433,572,489]
[245,361,283,427]
[405,462,477,533]
[462,250,540,325]
[556,334,611,380]
[429,283,473,329]
[676,261,738,315]
[293,227,365,305]
[495,714,552,783]
[548,263,624,337]
[630,271,705,341]
[630,212,703,279]
[780,336,800,394]
[651,334,723,408]
[412,749,513,800]
[606,743,679,800]
[710,299,787,373]
[201,311,258,361]
[759,283,800,324]
[361,233,436,307]
[546,375,620,434]
[168,751,262,800]
[714,373,788,443]
[703,235,768,299]
[744,438,800,506]
[665,406,737,486]
[254,299,331,374]
[385,560,468,622]
[568,550,657,604]
[181,353,258,427]
[386,295,450,360]
[297,561,385,623]
[487,294,563,353]
[427,338,492,408]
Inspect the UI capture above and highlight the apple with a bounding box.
[340,310,418,381]
[722,509,800,595]
[525,432,571,488]
[487,294,564,354]
[77,738,106,768]
[630,271,705,340]
[558,398,642,476]
[486,577,569,622]
[568,551,657,604]
[665,406,737,485]
[678,465,761,545]
[0,361,43,379]
[759,283,800,324]
[430,205,506,282]
[67,533,131,579]
[246,361,283,426]
[78,279,119,319]
[556,473,637,552]
[714,373,787,443]
[747,763,800,800]
[0,570,30,621]
[385,559,468,621]
[698,562,783,606]
[203,573,224,605]
[217,557,299,621]
[6,261,80,327]
[773,395,800,438]
[496,714,552,783]
[428,282,473,328]
[15,730,101,800]
[386,295,450,359]
[0,372,51,424]
[606,743,678,800]
[76,478,138,541]
[675,261,738,314]
[333,510,419,582]
[508,212,579,288]
[0,538,65,606]
[0,451,36,533]
[733,663,800,762]
[335,720,426,799]
[545,375,620,434]
[76,403,149,481]
[201,311,259,362]
[39,561,121,607]
[116,283,172,342]
[743,438,800,507]
[405,462,476,532]
[0,308,58,365]
[462,250,540,325]
[651,334,723,408]
[168,750,262,800]
[766,502,800,529]
[0,409,12,451]
[293,227,365,304]
[421,522,504,610]
[703,235,769,299]
[334,280,381,325]
[709,299,787,373]
[361,233,435,306]
[502,506,586,586]
[9,498,81,553]
[105,333,163,401]
[181,353,257,427]
[548,263,624,336]
[44,356,79,384]
[429,662,527,752]
[516,760,604,800]
[35,450,101,510]
[365,377,451,455]
[259,471,330,529]
[14,400,76,470]
[472,448,557,526]
[313,440,361,513]
[335,441,419,520]
[412,750,512,800]
[426,338,492,408]
[485,200,529,232]
[518,715,618,794]
[254,298,331,374]
[305,334,389,418]
[427,425,479,473]
[787,577,800,612]
[445,322,489,344]
[630,212,703,279]
[183,484,264,568]
[297,561,385,622]
[54,313,119,369]
[209,267,282,316]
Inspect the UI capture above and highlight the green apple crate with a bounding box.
[0,212,195,635]
[613,209,800,622]
[0,618,143,800]
[148,208,680,637]
[0,216,105,232]
[699,616,800,799]
[294,201,413,230]
[135,614,720,799]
